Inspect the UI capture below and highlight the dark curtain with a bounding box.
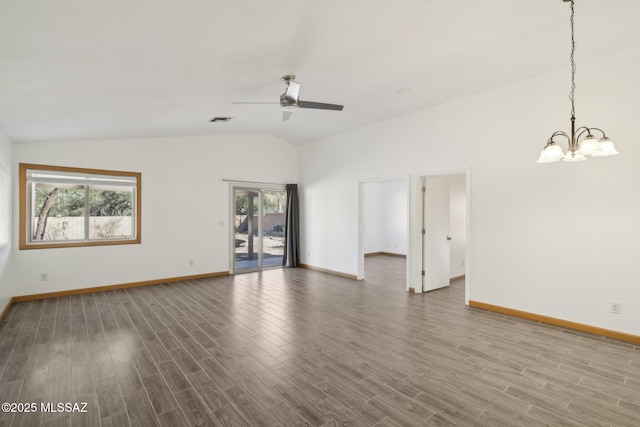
[283,183,300,267]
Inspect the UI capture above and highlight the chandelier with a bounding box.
[537,0,618,164]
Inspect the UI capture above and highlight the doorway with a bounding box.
[231,186,287,273]
[357,177,410,286]
[420,172,468,301]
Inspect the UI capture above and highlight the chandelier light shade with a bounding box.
[537,0,619,164]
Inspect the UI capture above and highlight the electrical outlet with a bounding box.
[462,259,465,266]
[189,260,194,267]
[40,273,48,281]
[610,302,622,314]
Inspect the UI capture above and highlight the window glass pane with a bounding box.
[88,187,134,239]
[262,190,286,268]
[21,163,141,249]
[32,184,85,241]
[234,190,261,269]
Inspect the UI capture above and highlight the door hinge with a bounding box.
[422,228,425,235]
[421,270,425,276]
[422,186,426,193]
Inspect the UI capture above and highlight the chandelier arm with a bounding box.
[574,127,592,142]
[548,131,571,147]
[587,127,607,138]
[550,131,570,139]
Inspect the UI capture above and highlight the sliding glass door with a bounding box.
[232,186,286,272]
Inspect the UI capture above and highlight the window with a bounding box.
[19,163,141,249]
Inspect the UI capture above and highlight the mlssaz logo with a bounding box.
[40,402,88,413]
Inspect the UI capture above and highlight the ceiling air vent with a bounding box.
[209,117,233,123]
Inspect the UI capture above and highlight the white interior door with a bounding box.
[422,176,450,292]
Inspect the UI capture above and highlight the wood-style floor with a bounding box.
[0,255,639,426]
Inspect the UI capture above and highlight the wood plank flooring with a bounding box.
[0,255,639,426]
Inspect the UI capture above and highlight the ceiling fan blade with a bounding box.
[282,110,293,121]
[298,100,344,111]
[283,81,300,102]
[232,101,279,105]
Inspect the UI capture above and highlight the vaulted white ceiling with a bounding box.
[1,0,638,145]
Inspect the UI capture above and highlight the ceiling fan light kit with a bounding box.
[537,0,619,164]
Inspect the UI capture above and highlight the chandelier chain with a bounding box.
[569,0,576,118]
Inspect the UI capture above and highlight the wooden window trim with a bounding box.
[19,163,142,250]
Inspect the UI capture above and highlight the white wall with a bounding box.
[0,126,13,310]
[12,134,297,296]
[448,174,466,278]
[299,46,640,336]
[363,179,407,255]
[380,180,407,255]
[363,182,382,253]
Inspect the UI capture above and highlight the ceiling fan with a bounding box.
[233,75,344,121]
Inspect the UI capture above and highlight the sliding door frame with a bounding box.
[228,182,287,274]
